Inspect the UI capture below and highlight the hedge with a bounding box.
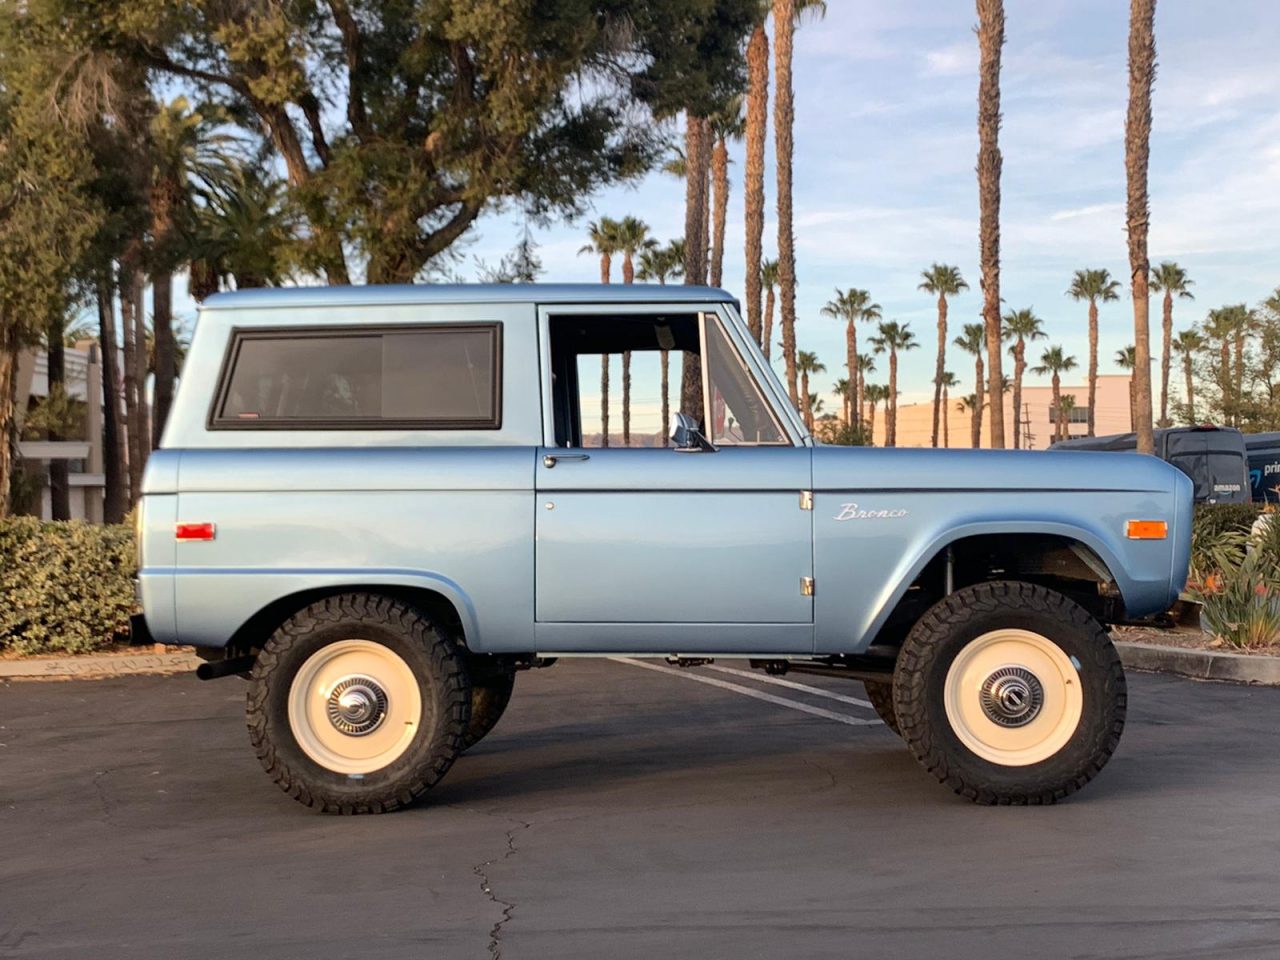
[0,517,137,655]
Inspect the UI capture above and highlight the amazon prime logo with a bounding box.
[834,502,908,521]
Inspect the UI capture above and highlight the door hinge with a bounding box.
[801,576,815,597]
[799,490,813,511]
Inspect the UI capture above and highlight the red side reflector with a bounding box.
[176,522,216,542]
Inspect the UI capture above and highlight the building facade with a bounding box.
[870,374,1134,449]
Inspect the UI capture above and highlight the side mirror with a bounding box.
[670,412,716,452]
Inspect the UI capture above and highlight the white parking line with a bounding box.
[610,657,880,727]
[703,664,875,710]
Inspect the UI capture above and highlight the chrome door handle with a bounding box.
[543,453,591,469]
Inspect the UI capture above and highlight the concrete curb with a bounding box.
[1116,641,1280,686]
[0,652,199,679]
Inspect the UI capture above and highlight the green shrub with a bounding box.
[1188,514,1280,649]
[0,517,137,655]
[1191,502,1261,576]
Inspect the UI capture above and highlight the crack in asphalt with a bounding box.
[471,818,531,959]
[91,768,114,822]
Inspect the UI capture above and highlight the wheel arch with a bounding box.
[863,521,1128,651]
[221,577,476,660]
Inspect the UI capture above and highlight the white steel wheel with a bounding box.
[286,639,424,776]
[943,628,1084,767]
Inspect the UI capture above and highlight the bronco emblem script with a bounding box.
[834,503,909,521]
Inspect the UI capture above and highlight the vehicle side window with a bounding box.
[210,324,501,429]
[547,312,789,448]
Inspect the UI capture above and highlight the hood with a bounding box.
[812,445,1180,494]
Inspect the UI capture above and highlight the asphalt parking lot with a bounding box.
[3,659,1280,960]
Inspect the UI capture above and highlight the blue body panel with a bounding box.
[138,284,1193,658]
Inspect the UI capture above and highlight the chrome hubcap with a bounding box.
[979,666,1044,728]
[326,676,388,736]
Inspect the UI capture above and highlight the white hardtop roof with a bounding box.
[201,283,736,311]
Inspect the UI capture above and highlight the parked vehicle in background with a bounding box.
[1244,432,1280,503]
[134,284,1192,813]
[1053,426,1250,505]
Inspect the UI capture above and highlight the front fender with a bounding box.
[812,487,1178,654]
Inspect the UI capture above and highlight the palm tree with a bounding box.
[682,115,711,285]
[709,98,744,288]
[579,218,621,445]
[954,323,986,448]
[1149,262,1194,426]
[1126,0,1157,453]
[808,393,825,418]
[1204,306,1238,421]
[832,378,850,425]
[637,241,684,444]
[1002,308,1047,450]
[855,354,877,425]
[1067,268,1121,436]
[918,264,969,448]
[188,163,297,298]
[821,288,880,431]
[760,258,780,363]
[976,0,1007,448]
[636,243,684,286]
[1116,344,1138,430]
[1230,305,1255,417]
[613,217,656,445]
[940,371,960,448]
[774,0,828,410]
[865,384,890,443]
[796,350,825,429]
[743,11,770,348]
[870,321,918,447]
[1033,346,1079,444]
[1172,329,1205,423]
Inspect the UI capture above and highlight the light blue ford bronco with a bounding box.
[136,284,1193,811]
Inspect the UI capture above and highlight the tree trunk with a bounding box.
[977,0,1007,449]
[801,371,812,429]
[774,0,800,410]
[887,351,899,447]
[1129,378,1136,431]
[1159,289,1173,426]
[1220,341,1231,421]
[1184,356,1195,423]
[152,269,176,449]
[119,256,143,504]
[710,135,729,288]
[744,25,769,346]
[1087,299,1099,437]
[942,387,950,448]
[1012,341,1025,450]
[1234,333,1245,420]
[846,322,858,430]
[1052,374,1062,443]
[97,277,127,523]
[600,356,610,448]
[683,115,710,285]
[661,350,670,447]
[1126,0,1157,454]
[869,403,877,443]
[972,357,985,448]
[132,269,150,483]
[931,293,948,447]
[46,318,71,521]
[0,320,16,518]
[763,287,775,362]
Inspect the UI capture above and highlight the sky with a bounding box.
[173,0,1280,408]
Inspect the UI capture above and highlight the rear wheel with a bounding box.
[893,581,1125,805]
[862,680,900,735]
[462,664,515,751]
[247,594,470,814]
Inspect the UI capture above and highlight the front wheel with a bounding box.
[893,581,1126,805]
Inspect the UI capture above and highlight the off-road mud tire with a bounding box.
[893,581,1126,805]
[246,593,470,814]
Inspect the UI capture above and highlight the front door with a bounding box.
[534,306,813,654]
